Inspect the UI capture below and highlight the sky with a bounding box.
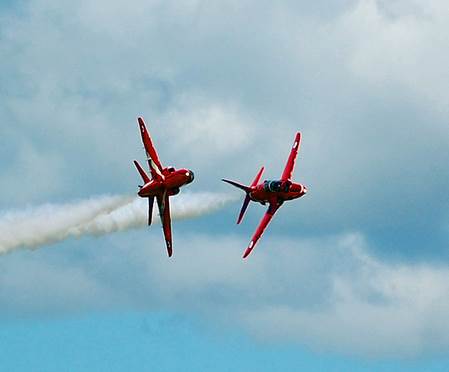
[0,0,449,370]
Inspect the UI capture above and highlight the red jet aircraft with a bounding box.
[222,132,307,258]
[133,117,195,257]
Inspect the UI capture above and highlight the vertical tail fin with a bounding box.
[251,166,265,187]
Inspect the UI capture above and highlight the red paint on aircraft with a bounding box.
[133,117,194,257]
[222,132,307,259]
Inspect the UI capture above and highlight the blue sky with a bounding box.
[2,313,449,372]
[1,0,449,370]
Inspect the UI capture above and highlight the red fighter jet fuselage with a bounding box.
[223,132,307,258]
[133,117,194,257]
[137,168,194,198]
[248,180,306,203]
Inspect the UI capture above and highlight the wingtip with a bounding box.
[166,240,173,257]
[138,117,147,129]
[242,241,255,258]
[291,132,301,151]
[236,213,245,225]
[242,248,252,259]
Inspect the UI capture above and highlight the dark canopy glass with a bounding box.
[263,180,290,192]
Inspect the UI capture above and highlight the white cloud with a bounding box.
[0,143,65,205]
[1,0,449,357]
[1,231,449,357]
[1,0,448,227]
[336,0,449,115]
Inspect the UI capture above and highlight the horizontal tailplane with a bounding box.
[237,194,251,224]
[223,167,264,224]
[221,179,250,193]
[222,178,253,224]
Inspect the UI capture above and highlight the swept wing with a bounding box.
[242,201,281,258]
[280,132,301,181]
[137,117,165,181]
[156,191,173,257]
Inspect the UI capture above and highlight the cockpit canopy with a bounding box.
[263,180,290,193]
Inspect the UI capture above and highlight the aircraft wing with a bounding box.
[280,132,301,181]
[137,117,165,181]
[242,201,281,259]
[156,191,173,257]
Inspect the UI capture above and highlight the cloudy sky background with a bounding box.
[1,0,449,370]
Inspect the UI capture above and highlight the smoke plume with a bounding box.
[0,192,236,254]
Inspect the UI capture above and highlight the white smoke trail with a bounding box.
[0,192,237,254]
[76,192,237,236]
[0,195,133,254]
